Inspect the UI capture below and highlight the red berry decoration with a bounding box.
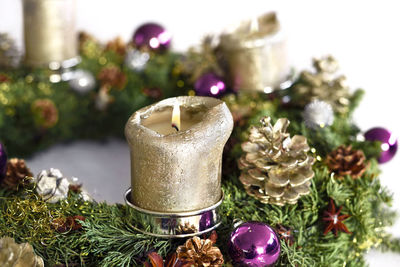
[323,199,351,236]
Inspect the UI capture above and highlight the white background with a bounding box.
[1,0,400,265]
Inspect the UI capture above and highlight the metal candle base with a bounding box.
[124,188,224,238]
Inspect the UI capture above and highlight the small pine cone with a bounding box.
[1,158,33,190]
[292,56,351,114]
[98,66,127,90]
[326,145,368,179]
[177,236,224,267]
[176,222,197,235]
[238,117,315,206]
[31,99,59,129]
[105,36,126,56]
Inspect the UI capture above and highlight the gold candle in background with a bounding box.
[125,96,233,213]
[219,12,290,93]
[23,0,78,68]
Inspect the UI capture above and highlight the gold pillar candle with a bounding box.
[23,0,78,68]
[125,96,233,213]
[219,12,289,93]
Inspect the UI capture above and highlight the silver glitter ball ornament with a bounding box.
[69,69,96,94]
[125,49,150,71]
[303,99,334,129]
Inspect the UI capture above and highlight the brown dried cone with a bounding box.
[176,222,197,235]
[1,158,33,190]
[31,99,59,129]
[326,145,368,179]
[0,236,44,267]
[177,236,224,267]
[293,55,351,114]
[238,117,315,206]
[98,66,127,90]
[105,36,126,56]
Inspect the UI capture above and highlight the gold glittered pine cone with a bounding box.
[293,55,351,114]
[0,237,44,267]
[181,35,224,83]
[1,158,33,190]
[177,236,224,267]
[238,117,315,206]
[326,145,368,179]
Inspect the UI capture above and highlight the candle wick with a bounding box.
[171,123,179,132]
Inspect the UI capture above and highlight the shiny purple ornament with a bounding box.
[0,143,7,181]
[228,221,280,267]
[133,23,171,51]
[194,73,226,97]
[365,127,398,163]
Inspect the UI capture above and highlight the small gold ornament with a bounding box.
[177,236,224,267]
[292,55,351,114]
[326,145,368,179]
[238,117,315,206]
[0,237,44,267]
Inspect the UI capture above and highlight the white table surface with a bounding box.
[2,0,400,265]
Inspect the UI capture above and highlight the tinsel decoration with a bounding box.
[303,99,334,129]
[0,236,44,267]
[176,235,224,266]
[326,145,368,179]
[292,56,351,114]
[238,117,315,206]
[1,158,32,190]
[0,33,20,68]
[125,49,150,72]
[323,199,351,236]
[34,168,70,203]
[31,99,59,129]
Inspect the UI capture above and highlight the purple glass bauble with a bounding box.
[199,211,214,232]
[0,143,7,180]
[365,127,398,163]
[133,23,171,51]
[228,221,280,267]
[194,73,226,98]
